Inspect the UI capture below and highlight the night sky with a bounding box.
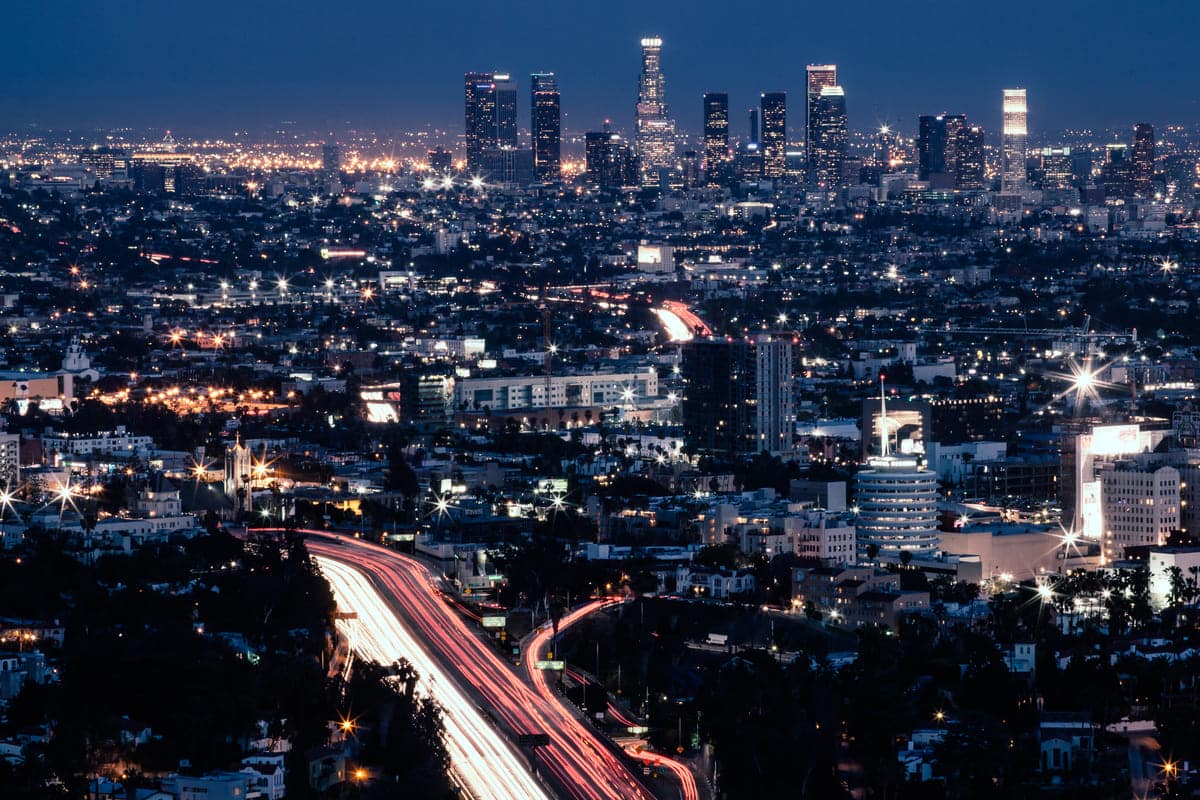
[5,0,1197,138]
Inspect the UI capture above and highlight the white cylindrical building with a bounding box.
[854,455,940,561]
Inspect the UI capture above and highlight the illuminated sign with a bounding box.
[1090,425,1142,457]
[481,615,507,629]
[534,660,565,670]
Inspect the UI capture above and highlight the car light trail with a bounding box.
[316,556,551,800]
[529,599,700,800]
[289,532,653,800]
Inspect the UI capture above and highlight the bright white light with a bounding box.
[652,307,693,342]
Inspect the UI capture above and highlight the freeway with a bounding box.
[316,557,551,800]
[527,601,701,800]
[299,532,654,800]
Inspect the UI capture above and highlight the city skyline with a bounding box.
[5,0,1197,135]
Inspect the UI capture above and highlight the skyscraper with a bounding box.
[585,130,637,189]
[464,72,497,172]
[811,86,847,189]
[681,336,793,456]
[1039,147,1073,189]
[854,382,940,562]
[702,92,729,186]
[805,64,837,183]
[1132,122,1155,197]
[748,107,759,145]
[635,36,676,186]
[531,73,561,182]
[1001,88,1028,193]
[321,142,341,184]
[956,125,986,190]
[493,74,518,149]
[760,92,787,179]
[917,114,979,189]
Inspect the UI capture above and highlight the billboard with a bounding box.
[1090,425,1142,457]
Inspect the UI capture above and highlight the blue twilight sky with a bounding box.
[5,0,1198,139]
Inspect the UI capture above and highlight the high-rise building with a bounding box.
[805,64,837,183]
[321,142,341,182]
[810,86,847,189]
[585,130,637,189]
[1103,143,1135,198]
[635,36,676,186]
[1039,147,1073,189]
[531,73,561,182]
[681,336,794,456]
[464,72,498,172]
[748,107,760,145]
[1001,88,1028,193]
[427,146,453,173]
[854,384,940,561]
[1132,122,1155,197]
[494,74,518,149]
[702,92,729,186]
[956,125,986,189]
[0,431,17,487]
[917,114,975,189]
[1101,463,1179,563]
[760,92,787,179]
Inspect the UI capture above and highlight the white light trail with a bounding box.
[317,557,550,800]
[652,307,694,342]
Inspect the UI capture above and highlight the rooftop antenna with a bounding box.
[879,373,889,458]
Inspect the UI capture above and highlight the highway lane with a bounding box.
[301,532,654,800]
[526,600,701,800]
[316,556,551,800]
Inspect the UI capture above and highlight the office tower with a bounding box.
[1102,143,1135,198]
[635,36,676,186]
[956,125,986,189]
[1132,122,1155,197]
[585,131,637,189]
[748,107,759,144]
[494,74,518,149]
[760,92,787,179]
[917,114,968,188]
[480,148,535,184]
[917,115,947,181]
[805,64,837,183]
[681,336,794,456]
[876,124,897,169]
[1001,88,1028,193]
[702,92,729,186]
[810,86,847,188]
[464,72,497,172]
[321,142,341,180]
[531,73,561,181]
[854,383,940,562]
[1039,147,1073,189]
[427,146,453,173]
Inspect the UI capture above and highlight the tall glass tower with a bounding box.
[494,74,518,149]
[531,73,561,182]
[760,92,787,179]
[805,64,837,183]
[464,72,497,173]
[635,36,676,186]
[702,92,729,186]
[1001,88,1028,193]
[811,86,847,189]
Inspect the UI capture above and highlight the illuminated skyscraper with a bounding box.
[494,74,518,149]
[635,36,676,186]
[321,142,341,182]
[811,86,847,188]
[805,64,837,183]
[917,114,979,189]
[464,72,497,172]
[1132,122,1155,197]
[1001,88,1028,193]
[760,92,786,179]
[585,130,637,188]
[531,73,561,181]
[702,92,729,186]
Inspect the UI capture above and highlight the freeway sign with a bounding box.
[481,615,507,629]
[534,660,565,671]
